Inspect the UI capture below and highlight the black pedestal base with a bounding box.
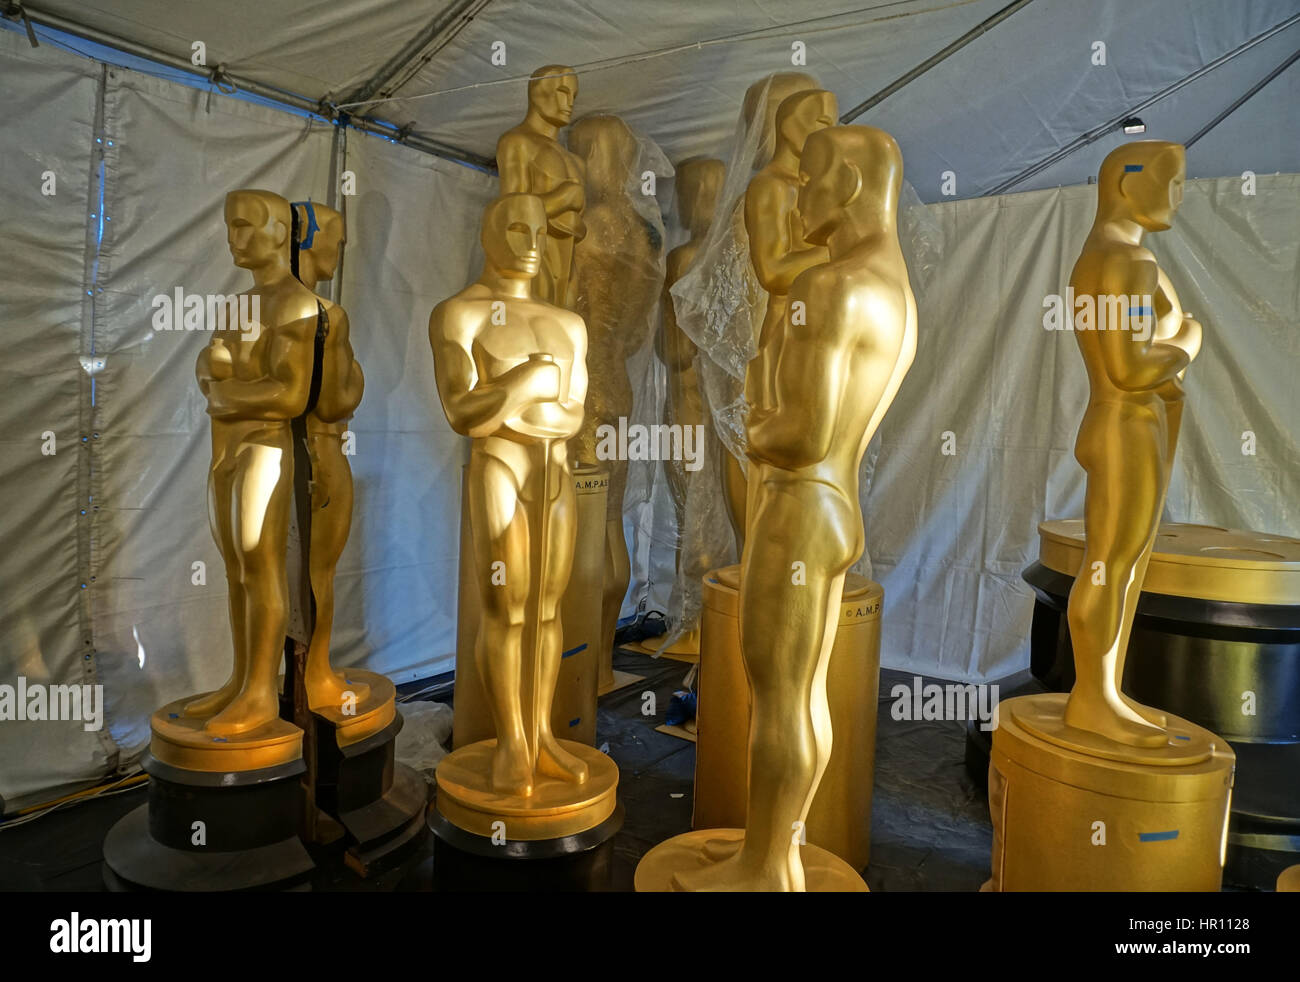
[102,756,313,892]
[313,713,429,877]
[420,801,624,891]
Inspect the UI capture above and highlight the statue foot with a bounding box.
[536,733,588,785]
[182,679,241,719]
[306,669,370,713]
[490,742,534,797]
[700,836,743,862]
[1064,693,1167,748]
[672,851,801,892]
[1120,694,1168,729]
[204,689,281,736]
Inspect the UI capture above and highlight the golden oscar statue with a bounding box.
[990,142,1234,892]
[727,85,837,549]
[652,156,726,657]
[171,188,320,753]
[497,65,585,309]
[568,114,663,689]
[429,193,617,840]
[637,126,916,891]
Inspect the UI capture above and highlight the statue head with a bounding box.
[674,156,725,238]
[293,202,345,283]
[528,64,578,128]
[1096,141,1186,231]
[775,88,838,160]
[742,72,819,167]
[225,189,291,270]
[798,125,902,246]
[480,193,548,280]
[568,114,638,193]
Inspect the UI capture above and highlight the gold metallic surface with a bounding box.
[434,739,617,841]
[1062,141,1204,749]
[150,695,302,771]
[724,79,835,550]
[642,125,915,891]
[497,65,585,309]
[188,189,321,737]
[989,693,1234,891]
[1278,865,1300,891]
[291,202,374,714]
[309,668,396,749]
[692,567,882,870]
[635,829,868,893]
[567,114,663,692]
[1039,519,1300,606]
[453,466,609,748]
[430,192,603,817]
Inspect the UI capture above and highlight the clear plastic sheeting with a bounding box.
[393,699,454,785]
[566,114,673,622]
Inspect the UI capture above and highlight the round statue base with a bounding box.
[634,829,869,892]
[433,738,619,841]
[988,693,1235,891]
[102,754,313,891]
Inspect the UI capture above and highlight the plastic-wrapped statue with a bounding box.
[190,189,320,734]
[568,113,666,679]
[1062,141,1202,747]
[497,65,585,309]
[289,201,370,710]
[676,126,916,891]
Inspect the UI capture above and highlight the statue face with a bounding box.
[483,195,547,278]
[782,90,838,156]
[531,72,577,128]
[225,193,285,270]
[310,218,344,280]
[1133,150,1186,231]
[796,131,842,246]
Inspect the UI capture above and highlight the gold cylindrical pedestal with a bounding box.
[988,693,1235,891]
[692,565,882,871]
[452,465,608,748]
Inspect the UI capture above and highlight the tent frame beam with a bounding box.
[4,2,495,170]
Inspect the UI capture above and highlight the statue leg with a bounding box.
[207,431,295,735]
[470,452,533,796]
[535,464,588,783]
[304,426,369,711]
[1063,405,1166,746]
[676,479,854,891]
[599,462,631,667]
[185,444,247,718]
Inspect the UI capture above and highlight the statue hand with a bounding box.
[1172,315,1202,363]
[208,339,234,380]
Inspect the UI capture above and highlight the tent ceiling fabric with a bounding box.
[24,1,1300,200]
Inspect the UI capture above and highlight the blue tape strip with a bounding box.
[1128,306,1153,315]
[291,198,321,249]
[1138,829,1180,842]
[568,717,581,728]
[1124,164,1144,172]
[562,643,587,659]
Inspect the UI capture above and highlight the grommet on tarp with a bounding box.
[1,2,39,47]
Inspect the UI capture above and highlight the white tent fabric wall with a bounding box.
[867,175,1300,681]
[332,130,497,688]
[0,32,109,806]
